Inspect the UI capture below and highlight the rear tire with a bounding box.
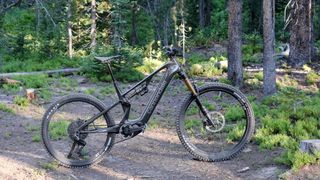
[176,83,255,162]
[41,94,115,168]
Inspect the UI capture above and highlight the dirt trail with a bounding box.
[0,109,286,180]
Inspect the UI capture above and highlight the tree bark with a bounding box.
[289,0,315,67]
[263,0,276,96]
[130,1,138,46]
[90,0,97,51]
[227,0,243,87]
[67,0,73,58]
[199,0,211,28]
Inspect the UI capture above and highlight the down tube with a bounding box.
[140,64,180,124]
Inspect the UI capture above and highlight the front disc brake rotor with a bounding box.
[205,111,225,133]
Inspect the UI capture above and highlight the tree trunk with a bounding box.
[227,0,243,87]
[199,0,211,28]
[67,0,73,59]
[289,0,315,67]
[130,1,138,46]
[35,0,41,35]
[199,0,205,27]
[90,0,97,51]
[263,0,276,96]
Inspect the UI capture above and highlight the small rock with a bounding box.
[237,167,250,173]
[77,77,89,84]
[243,147,252,153]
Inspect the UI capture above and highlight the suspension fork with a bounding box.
[179,72,214,126]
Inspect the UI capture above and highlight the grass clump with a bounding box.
[13,96,29,106]
[41,161,59,171]
[0,103,14,113]
[100,86,115,96]
[32,134,41,142]
[49,121,70,140]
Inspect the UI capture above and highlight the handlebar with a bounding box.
[163,46,183,58]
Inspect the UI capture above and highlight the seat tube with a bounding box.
[107,63,122,99]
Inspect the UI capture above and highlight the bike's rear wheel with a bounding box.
[41,94,115,168]
[177,83,255,161]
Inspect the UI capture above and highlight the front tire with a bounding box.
[177,83,255,162]
[41,94,115,168]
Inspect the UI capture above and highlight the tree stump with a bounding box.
[26,88,37,102]
[300,140,320,154]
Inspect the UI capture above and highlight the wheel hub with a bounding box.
[205,111,225,133]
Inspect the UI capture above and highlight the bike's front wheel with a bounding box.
[41,94,115,168]
[177,83,255,162]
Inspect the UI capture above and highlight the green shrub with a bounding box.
[189,62,222,77]
[81,46,144,82]
[253,72,263,81]
[1,84,20,94]
[306,71,320,85]
[261,115,291,134]
[136,58,163,74]
[218,77,232,85]
[225,105,245,121]
[188,53,208,64]
[253,88,320,169]
[13,74,50,89]
[13,96,29,106]
[56,77,78,90]
[227,123,245,142]
[277,75,298,88]
[291,151,319,170]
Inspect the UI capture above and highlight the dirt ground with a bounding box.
[0,75,318,180]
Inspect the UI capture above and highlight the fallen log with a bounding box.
[0,68,81,78]
[244,68,309,75]
[0,78,22,85]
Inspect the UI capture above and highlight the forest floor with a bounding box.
[0,73,319,180]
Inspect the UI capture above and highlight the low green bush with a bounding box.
[306,71,320,85]
[253,88,320,169]
[13,96,29,106]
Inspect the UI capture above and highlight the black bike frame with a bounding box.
[78,57,204,135]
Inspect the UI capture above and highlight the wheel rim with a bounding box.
[181,89,250,160]
[43,100,112,166]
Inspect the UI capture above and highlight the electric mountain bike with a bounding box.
[41,47,255,168]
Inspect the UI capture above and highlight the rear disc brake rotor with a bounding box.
[67,119,89,141]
